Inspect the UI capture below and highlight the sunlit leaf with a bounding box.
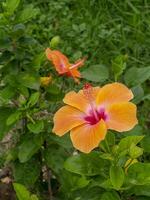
[110,166,124,190]
[13,183,30,200]
[6,0,20,14]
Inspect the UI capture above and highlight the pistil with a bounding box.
[83,84,99,122]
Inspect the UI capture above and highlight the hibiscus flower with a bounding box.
[53,83,138,153]
[46,48,85,83]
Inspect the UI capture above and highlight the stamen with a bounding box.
[69,58,86,70]
[83,83,93,100]
[69,63,79,70]
[83,83,99,122]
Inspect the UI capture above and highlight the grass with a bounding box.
[31,0,150,68]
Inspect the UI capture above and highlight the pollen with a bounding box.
[83,83,94,101]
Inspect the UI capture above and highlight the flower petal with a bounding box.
[65,68,81,83]
[53,105,85,136]
[63,87,100,113]
[63,91,89,113]
[96,82,133,106]
[70,120,107,153]
[69,68,81,78]
[45,48,70,74]
[106,102,138,132]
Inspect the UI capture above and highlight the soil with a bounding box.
[0,183,16,200]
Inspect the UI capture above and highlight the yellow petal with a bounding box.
[63,87,100,113]
[70,120,107,153]
[53,105,85,136]
[106,102,138,132]
[96,82,133,106]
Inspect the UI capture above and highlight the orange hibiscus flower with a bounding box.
[45,48,85,82]
[53,83,138,153]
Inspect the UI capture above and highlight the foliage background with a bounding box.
[0,0,150,199]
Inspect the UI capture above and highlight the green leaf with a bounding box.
[27,92,40,107]
[31,52,45,70]
[45,91,64,102]
[110,166,124,190]
[6,0,20,14]
[73,187,103,200]
[127,163,150,185]
[123,125,143,136]
[12,24,25,39]
[142,94,150,101]
[13,183,30,200]
[45,83,64,101]
[17,86,29,98]
[100,131,115,152]
[124,67,150,86]
[112,54,127,81]
[132,85,144,104]
[6,147,18,162]
[99,153,114,161]
[18,73,40,90]
[141,136,150,153]
[114,135,144,159]
[60,171,89,192]
[17,5,39,23]
[6,111,21,126]
[46,84,61,95]
[30,195,39,200]
[18,134,43,163]
[129,143,143,158]
[64,152,108,176]
[13,183,39,200]
[137,197,150,200]
[81,64,109,82]
[49,134,73,150]
[44,145,68,174]
[101,191,121,200]
[99,179,113,190]
[0,107,14,140]
[27,121,44,134]
[0,86,15,103]
[118,136,144,153]
[13,157,41,186]
[106,132,115,146]
[0,32,11,49]
[131,185,150,197]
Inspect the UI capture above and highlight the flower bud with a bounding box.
[50,36,60,49]
[40,76,52,87]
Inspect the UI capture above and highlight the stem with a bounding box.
[26,113,35,124]
[22,117,27,134]
[47,168,53,200]
[105,136,110,153]
[44,141,53,200]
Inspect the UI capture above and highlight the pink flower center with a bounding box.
[83,84,108,125]
[84,108,108,125]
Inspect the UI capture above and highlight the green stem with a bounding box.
[105,137,110,153]
[26,113,35,124]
